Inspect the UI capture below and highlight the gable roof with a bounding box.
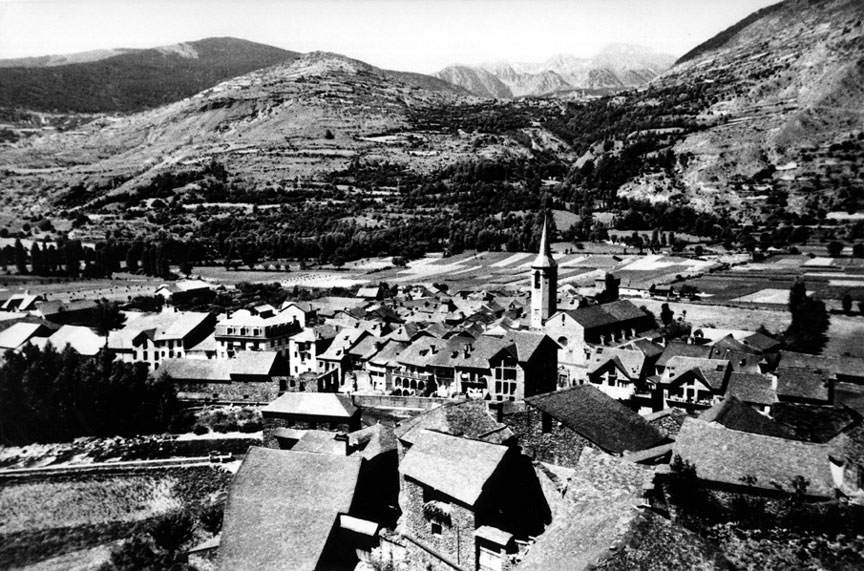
[501,330,549,362]
[218,447,361,571]
[588,347,647,380]
[664,356,729,391]
[672,418,836,498]
[108,311,213,348]
[399,429,510,506]
[699,397,797,439]
[525,385,665,454]
[774,367,831,402]
[394,400,513,446]
[161,351,285,382]
[772,402,861,443]
[725,372,777,406]
[656,341,714,368]
[0,322,48,350]
[31,325,103,355]
[262,392,358,420]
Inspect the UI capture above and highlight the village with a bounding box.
[2,219,864,571]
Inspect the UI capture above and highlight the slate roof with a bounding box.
[161,351,284,382]
[394,400,513,446]
[835,382,864,417]
[396,335,513,370]
[348,423,397,459]
[656,341,713,368]
[218,447,361,571]
[262,392,358,420]
[318,327,368,361]
[672,418,836,498]
[525,385,665,454]
[774,367,831,402]
[399,429,510,506]
[501,330,548,362]
[620,338,665,359]
[699,396,797,439]
[588,347,646,380]
[772,402,861,443]
[725,372,777,406]
[778,351,864,380]
[663,356,730,391]
[368,340,408,367]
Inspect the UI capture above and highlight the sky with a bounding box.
[0,0,781,73]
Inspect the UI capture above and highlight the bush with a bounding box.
[240,421,262,433]
[149,511,193,552]
[199,502,224,535]
[192,424,209,436]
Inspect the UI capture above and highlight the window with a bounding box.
[533,272,540,289]
[431,521,442,535]
[541,412,552,433]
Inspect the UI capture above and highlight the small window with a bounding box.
[431,521,442,535]
[716,364,725,372]
[533,272,540,289]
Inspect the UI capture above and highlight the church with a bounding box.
[529,217,657,386]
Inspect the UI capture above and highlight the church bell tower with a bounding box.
[531,217,557,329]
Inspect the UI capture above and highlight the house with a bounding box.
[215,308,301,359]
[543,300,656,383]
[155,280,214,305]
[32,299,98,325]
[393,333,556,401]
[394,400,515,460]
[287,326,336,377]
[218,447,368,571]
[159,351,289,402]
[317,327,371,387]
[0,293,45,312]
[30,325,103,356]
[261,392,360,447]
[698,396,797,439]
[669,418,838,499]
[585,346,652,404]
[365,339,408,392]
[280,301,317,328]
[398,430,549,571]
[724,371,778,415]
[771,367,833,405]
[0,322,52,351]
[357,284,387,300]
[108,310,216,369]
[517,385,666,467]
[657,356,731,411]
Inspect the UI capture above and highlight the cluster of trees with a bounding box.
[0,238,117,278]
[0,346,188,445]
[784,279,830,354]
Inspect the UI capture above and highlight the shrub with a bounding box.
[149,511,193,552]
[193,424,209,436]
[199,502,224,535]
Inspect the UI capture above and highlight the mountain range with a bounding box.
[436,44,677,98]
[1,0,863,234]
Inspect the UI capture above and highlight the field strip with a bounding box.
[491,253,533,267]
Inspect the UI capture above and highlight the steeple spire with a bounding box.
[533,216,557,269]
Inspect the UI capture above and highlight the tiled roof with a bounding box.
[526,385,665,454]
[672,418,836,498]
[218,447,361,571]
[394,400,513,445]
[400,429,509,506]
[262,392,358,420]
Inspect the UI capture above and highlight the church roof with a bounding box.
[532,216,557,269]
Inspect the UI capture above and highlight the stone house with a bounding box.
[515,385,666,467]
[215,307,301,359]
[261,392,360,448]
[159,351,289,402]
[108,310,216,370]
[398,430,549,571]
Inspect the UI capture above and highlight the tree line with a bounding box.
[0,345,188,445]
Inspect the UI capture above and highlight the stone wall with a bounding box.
[400,477,476,570]
[262,416,356,449]
[175,379,279,403]
[504,407,593,468]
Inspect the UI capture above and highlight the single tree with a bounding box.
[827,241,844,257]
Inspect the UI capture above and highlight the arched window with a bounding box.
[557,336,568,347]
[533,271,541,289]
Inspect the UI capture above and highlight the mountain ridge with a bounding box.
[437,44,677,98]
